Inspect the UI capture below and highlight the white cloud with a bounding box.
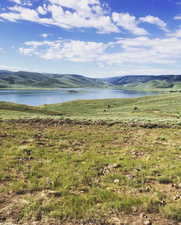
[167,27,181,37]
[49,0,102,17]
[3,0,169,36]
[174,15,181,20]
[0,6,39,22]
[1,0,158,35]
[109,67,181,76]
[9,0,22,4]
[20,40,108,62]
[41,33,49,38]
[1,0,119,33]
[37,5,47,15]
[46,3,119,33]
[112,12,148,35]
[139,15,168,32]
[0,64,23,71]
[19,36,181,67]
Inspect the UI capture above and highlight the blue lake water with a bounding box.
[0,88,157,106]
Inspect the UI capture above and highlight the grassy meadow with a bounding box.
[0,93,181,225]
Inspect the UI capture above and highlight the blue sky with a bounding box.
[1,0,181,77]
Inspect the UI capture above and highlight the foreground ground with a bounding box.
[0,93,181,225]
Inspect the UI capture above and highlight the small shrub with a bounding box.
[133,106,139,111]
[158,177,172,184]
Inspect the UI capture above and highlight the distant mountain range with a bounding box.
[0,70,107,88]
[103,75,181,90]
[0,70,181,90]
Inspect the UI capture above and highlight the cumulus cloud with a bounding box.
[112,12,148,35]
[0,0,163,35]
[20,40,108,62]
[0,5,39,22]
[0,0,119,33]
[37,5,47,15]
[139,15,168,32]
[19,36,181,67]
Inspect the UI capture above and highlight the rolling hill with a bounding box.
[104,75,181,85]
[1,70,181,91]
[104,75,181,91]
[0,70,107,88]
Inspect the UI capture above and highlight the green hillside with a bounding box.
[104,75,181,92]
[119,80,181,92]
[41,93,181,125]
[0,101,63,119]
[0,93,181,125]
[1,70,181,91]
[0,94,181,225]
[0,71,107,88]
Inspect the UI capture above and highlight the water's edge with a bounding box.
[0,88,158,106]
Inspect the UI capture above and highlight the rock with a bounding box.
[140,213,148,219]
[114,179,120,184]
[173,195,181,200]
[143,220,152,225]
[175,183,181,189]
[140,213,145,218]
[160,200,167,206]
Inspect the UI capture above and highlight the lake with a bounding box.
[0,88,157,106]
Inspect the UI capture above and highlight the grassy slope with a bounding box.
[0,101,62,119]
[0,71,107,89]
[42,93,181,125]
[105,75,181,92]
[1,71,181,91]
[116,81,181,92]
[0,94,181,225]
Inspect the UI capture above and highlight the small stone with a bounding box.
[176,183,181,189]
[143,220,152,225]
[114,179,120,184]
[173,195,180,200]
[140,213,148,219]
[160,200,167,206]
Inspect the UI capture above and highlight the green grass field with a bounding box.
[0,93,181,225]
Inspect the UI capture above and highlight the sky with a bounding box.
[1,0,181,77]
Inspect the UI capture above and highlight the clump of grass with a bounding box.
[161,203,181,222]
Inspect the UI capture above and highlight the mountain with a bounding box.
[104,75,181,85]
[103,75,181,90]
[0,70,181,90]
[0,71,107,88]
